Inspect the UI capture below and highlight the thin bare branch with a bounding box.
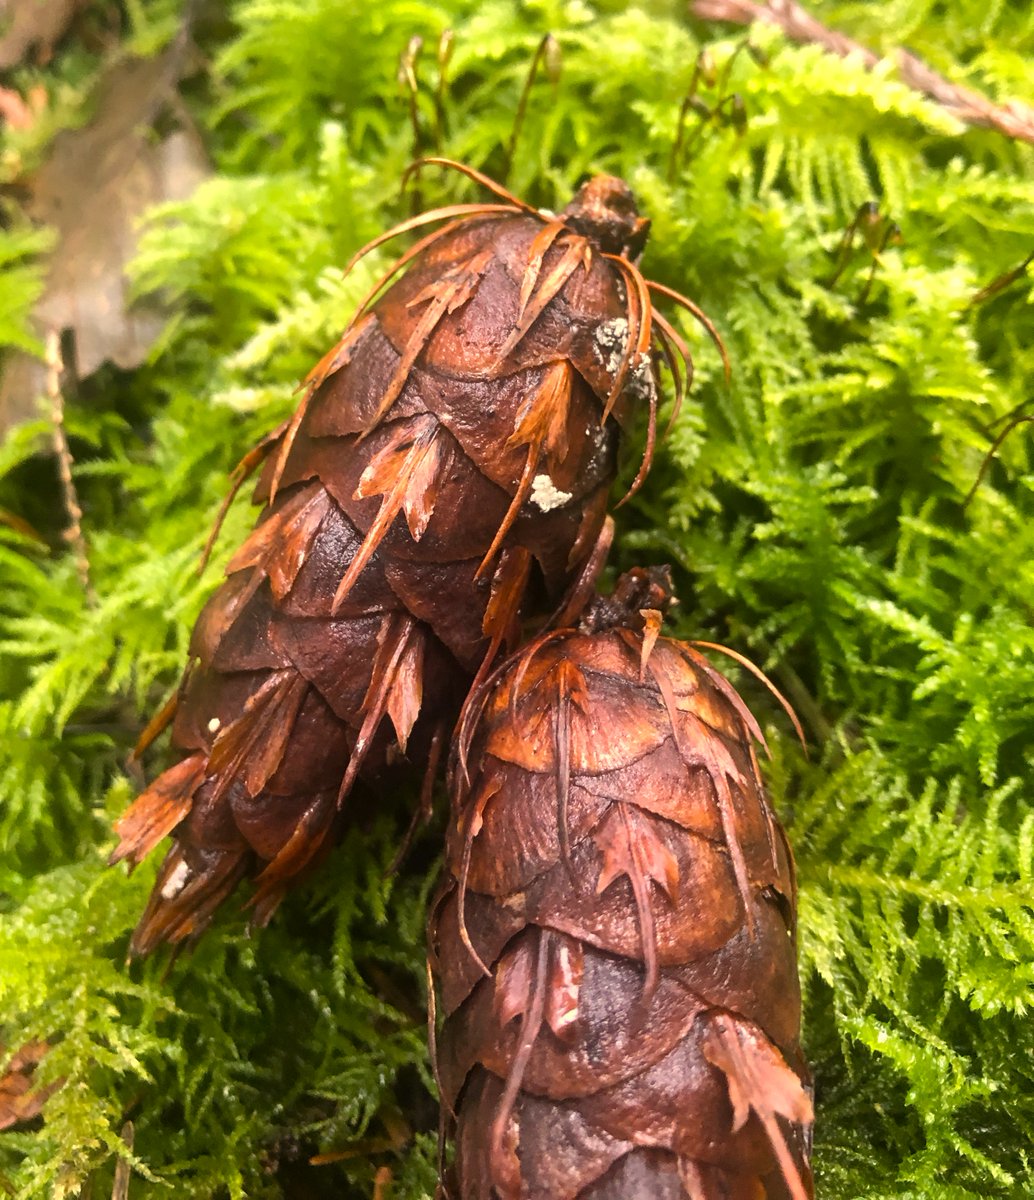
[691,0,1034,145]
[45,330,94,604]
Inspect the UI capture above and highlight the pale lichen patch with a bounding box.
[594,317,630,376]
[160,859,191,900]
[530,474,573,512]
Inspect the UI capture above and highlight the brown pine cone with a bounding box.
[430,570,813,1199]
[112,169,696,954]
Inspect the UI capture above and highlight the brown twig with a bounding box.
[45,330,94,603]
[962,413,1034,509]
[502,33,561,184]
[111,1122,134,1200]
[691,0,1034,145]
[968,250,1034,308]
[373,1165,393,1200]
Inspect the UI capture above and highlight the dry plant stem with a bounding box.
[373,1165,394,1200]
[967,250,1034,308]
[45,330,94,604]
[691,0,1034,145]
[502,33,561,184]
[963,414,1034,509]
[111,1122,133,1200]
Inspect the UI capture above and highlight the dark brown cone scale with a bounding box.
[112,176,662,954]
[430,571,814,1199]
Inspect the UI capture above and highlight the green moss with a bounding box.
[1,0,1032,1194]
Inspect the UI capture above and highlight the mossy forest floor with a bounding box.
[1,1,1032,1196]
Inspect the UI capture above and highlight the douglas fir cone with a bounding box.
[111,163,706,954]
[430,569,814,1200]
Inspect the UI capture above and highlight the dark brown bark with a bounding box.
[430,572,813,1199]
[112,171,686,955]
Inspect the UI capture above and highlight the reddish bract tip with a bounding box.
[561,175,650,257]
